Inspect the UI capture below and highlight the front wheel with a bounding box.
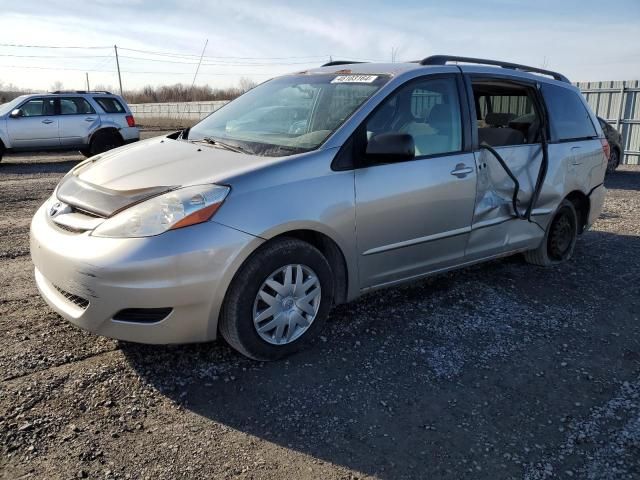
[524,199,578,266]
[219,238,334,361]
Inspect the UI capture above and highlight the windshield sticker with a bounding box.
[331,75,378,84]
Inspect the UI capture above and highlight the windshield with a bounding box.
[188,74,389,156]
[0,96,26,116]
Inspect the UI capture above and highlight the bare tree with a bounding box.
[50,80,64,92]
[239,77,257,93]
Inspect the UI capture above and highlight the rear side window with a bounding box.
[94,97,125,114]
[542,84,597,141]
[60,97,96,115]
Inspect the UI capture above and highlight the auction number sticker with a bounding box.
[331,75,378,83]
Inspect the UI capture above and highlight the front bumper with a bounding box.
[30,203,263,344]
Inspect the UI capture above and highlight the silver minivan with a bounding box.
[30,56,608,360]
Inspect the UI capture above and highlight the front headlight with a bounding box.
[92,184,230,238]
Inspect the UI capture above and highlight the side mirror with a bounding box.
[366,132,415,163]
[9,109,22,118]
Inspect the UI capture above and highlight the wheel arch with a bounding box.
[0,131,9,150]
[565,190,589,234]
[89,126,123,143]
[268,229,349,305]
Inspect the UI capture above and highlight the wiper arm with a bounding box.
[200,136,250,154]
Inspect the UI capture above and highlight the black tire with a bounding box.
[219,237,335,361]
[606,148,620,174]
[79,148,92,158]
[524,199,578,266]
[89,130,123,156]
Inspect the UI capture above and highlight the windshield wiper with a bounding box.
[198,136,251,154]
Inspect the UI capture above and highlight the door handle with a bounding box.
[42,119,53,124]
[85,117,96,122]
[450,164,474,178]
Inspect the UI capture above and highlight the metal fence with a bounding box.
[129,100,228,122]
[129,80,640,165]
[575,80,640,165]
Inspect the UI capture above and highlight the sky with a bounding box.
[0,0,639,92]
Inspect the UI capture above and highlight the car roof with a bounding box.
[302,60,572,87]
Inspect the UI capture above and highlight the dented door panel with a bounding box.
[466,138,605,260]
[466,144,544,259]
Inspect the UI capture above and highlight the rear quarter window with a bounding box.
[94,97,126,114]
[541,84,597,141]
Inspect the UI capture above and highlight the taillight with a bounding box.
[600,138,610,161]
[126,115,136,127]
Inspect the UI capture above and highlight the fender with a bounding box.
[0,118,12,149]
[86,122,124,144]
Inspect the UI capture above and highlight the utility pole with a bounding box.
[191,39,209,93]
[391,46,399,63]
[114,45,123,96]
[85,72,90,91]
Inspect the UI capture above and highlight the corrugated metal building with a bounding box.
[575,80,640,165]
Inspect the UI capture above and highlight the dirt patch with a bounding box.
[1,160,639,479]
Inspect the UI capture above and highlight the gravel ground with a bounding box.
[0,141,639,479]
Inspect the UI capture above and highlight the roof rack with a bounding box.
[321,60,368,67]
[419,55,570,83]
[49,90,113,94]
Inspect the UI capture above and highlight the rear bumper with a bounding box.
[30,202,263,344]
[119,126,140,142]
[587,183,606,229]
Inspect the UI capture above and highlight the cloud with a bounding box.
[0,0,638,90]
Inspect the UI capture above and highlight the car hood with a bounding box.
[77,136,280,189]
[56,135,283,217]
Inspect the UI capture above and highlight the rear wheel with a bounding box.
[524,199,578,266]
[87,130,122,156]
[219,238,334,361]
[606,149,620,174]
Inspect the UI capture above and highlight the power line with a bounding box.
[0,53,113,59]
[0,64,279,75]
[0,53,328,66]
[117,46,331,60]
[119,55,326,66]
[0,42,110,49]
[0,42,331,60]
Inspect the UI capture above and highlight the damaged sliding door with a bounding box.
[464,77,550,260]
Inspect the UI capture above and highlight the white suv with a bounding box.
[0,91,139,162]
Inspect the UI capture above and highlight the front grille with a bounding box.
[52,284,90,310]
[49,203,104,234]
[112,308,172,323]
[53,223,84,233]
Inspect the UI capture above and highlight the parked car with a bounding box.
[597,116,623,173]
[0,91,139,162]
[30,56,608,361]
